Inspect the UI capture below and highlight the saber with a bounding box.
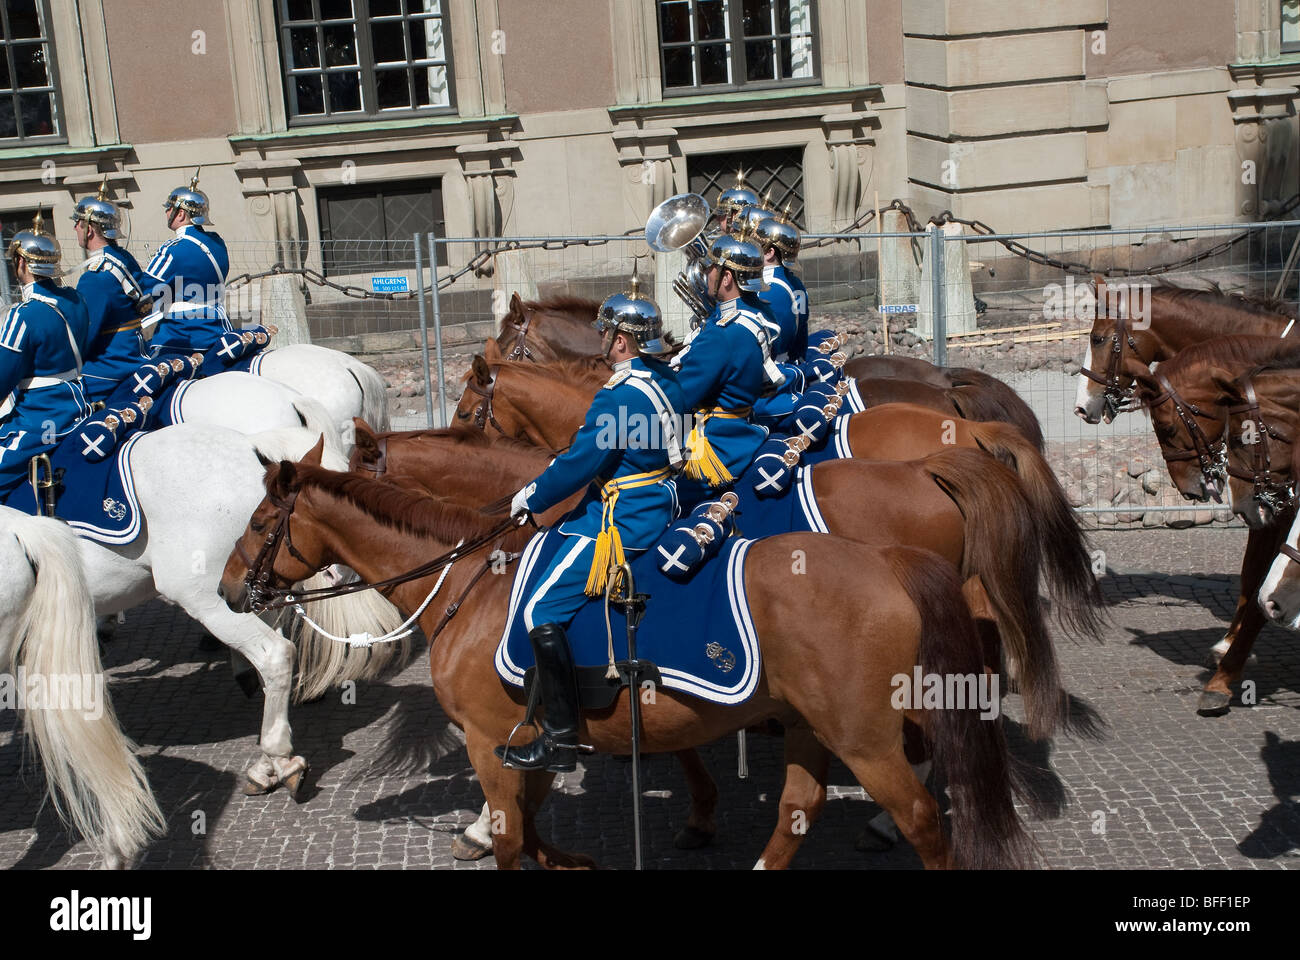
[614,562,649,871]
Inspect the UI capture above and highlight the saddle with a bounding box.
[522,660,664,712]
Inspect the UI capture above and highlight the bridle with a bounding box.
[237,482,527,613]
[350,436,388,478]
[1225,375,1295,514]
[461,363,509,434]
[1147,372,1228,498]
[504,304,535,362]
[1081,308,1149,420]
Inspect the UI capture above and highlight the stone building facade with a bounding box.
[0,1,1296,326]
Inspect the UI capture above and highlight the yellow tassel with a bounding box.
[585,528,612,597]
[684,424,734,486]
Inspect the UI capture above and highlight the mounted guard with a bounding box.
[73,177,154,403]
[711,170,760,240]
[0,211,93,500]
[499,277,684,773]
[753,207,808,362]
[141,169,233,355]
[672,230,784,498]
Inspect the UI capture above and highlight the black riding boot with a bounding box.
[496,623,581,772]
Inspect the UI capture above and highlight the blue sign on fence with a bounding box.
[880,304,919,314]
[371,276,410,294]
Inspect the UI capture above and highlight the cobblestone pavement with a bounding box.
[2,527,1298,871]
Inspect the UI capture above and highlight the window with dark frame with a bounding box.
[317,179,446,276]
[1284,0,1300,53]
[0,0,60,142]
[688,147,805,224]
[278,0,453,124]
[659,0,817,95]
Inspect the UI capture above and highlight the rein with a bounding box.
[505,305,534,362]
[1226,376,1296,513]
[1148,372,1228,495]
[240,486,529,612]
[463,364,510,435]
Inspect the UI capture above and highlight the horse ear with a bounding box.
[1206,365,1244,400]
[1129,364,1160,400]
[472,354,492,385]
[509,291,522,316]
[303,435,326,467]
[352,417,376,447]
[483,337,503,362]
[270,460,297,497]
[255,449,274,469]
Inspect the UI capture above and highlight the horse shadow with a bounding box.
[1236,730,1300,860]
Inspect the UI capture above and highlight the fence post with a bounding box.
[415,232,435,428]
[931,227,947,367]
[427,230,448,428]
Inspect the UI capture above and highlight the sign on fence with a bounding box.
[371,276,410,294]
[880,304,918,314]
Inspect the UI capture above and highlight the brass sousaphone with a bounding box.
[644,192,713,323]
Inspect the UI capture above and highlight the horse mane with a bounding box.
[1150,278,1298,320]
[521,294,601,317]
[294,462,508,545]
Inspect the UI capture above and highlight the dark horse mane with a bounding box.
[1150,278,1298,320]
[497,295,601,338]
[289,461,519,546]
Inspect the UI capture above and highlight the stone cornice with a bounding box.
[607,84,883,127]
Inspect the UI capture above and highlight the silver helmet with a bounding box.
[163,168,210,225]
[71,176,121,239]
[715,171,760,219]
[594,275,672,356]
[706,231,765,291]
[729,202,775,240]
[755,209,802,262]
[8,209,62,278]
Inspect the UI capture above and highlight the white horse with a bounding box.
[24,423,405,803]
[0,507,164,869]
[249,344,391,433]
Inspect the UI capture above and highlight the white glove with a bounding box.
[510,483,536,518]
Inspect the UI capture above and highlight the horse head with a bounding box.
[1132,363,1230,505]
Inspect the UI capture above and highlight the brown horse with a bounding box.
[496,294,1045,448]
[222,440,1036,869]
[451,354,1101,643]
[1130,334,1300,714]
[349,421,1080,740]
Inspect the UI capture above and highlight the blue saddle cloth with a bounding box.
[796,413,854,466]
[730,463,828,538]
[496,529,763,705]
[2,430,145,545]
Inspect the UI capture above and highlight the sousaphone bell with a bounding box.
[644,192,713,323]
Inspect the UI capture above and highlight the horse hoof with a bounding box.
[673,825,715,850]
[451,833,493,861]
[242,777,275,796]
[283,766,309,801]
[1197,691,1232,716]
[854,823,897,853]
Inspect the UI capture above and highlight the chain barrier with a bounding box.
[225,193,1300,302]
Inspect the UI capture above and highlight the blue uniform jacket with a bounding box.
[757,265,808,362]
[673,298,773,483]
[77,244,152,402]
[0,280,93,495]
[141,225,232,352]
[525,357,684,548]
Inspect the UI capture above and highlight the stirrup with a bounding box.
[499,716,541,761]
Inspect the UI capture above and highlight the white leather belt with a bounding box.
[17,369,78,390]
[167,301,226,315]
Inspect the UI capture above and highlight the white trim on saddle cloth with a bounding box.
[794,465,829,534]
[66,431,145,545]
[832,412,853,459]
[495,530,763,705]
[842,377,866,414]
[168,378,195,424]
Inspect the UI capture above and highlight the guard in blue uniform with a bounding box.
[499,279,683,773]
[140,170,233,355]
[709,172,759,243]
[72,179,154,403]
[753,211,807,362]
[0,212,93,500]
[672,232,784,497]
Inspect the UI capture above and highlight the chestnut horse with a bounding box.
[1130,335,1300,714]
[222,441,1036,869]
[451,354,1101,643]
[496,294,1045,448]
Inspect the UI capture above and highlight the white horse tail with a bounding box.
[342,356,391,432]
[288,395,348,461]
[6,515,164,867]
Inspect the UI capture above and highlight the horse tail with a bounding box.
[921,448,1063,741]
[886,545,1034,869]
[946,368,1045,451]
[6,514,164,867]
[965,419,1106,645]
[341,359,391,432]
[287,581,412,703]
[289,395,348,462]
